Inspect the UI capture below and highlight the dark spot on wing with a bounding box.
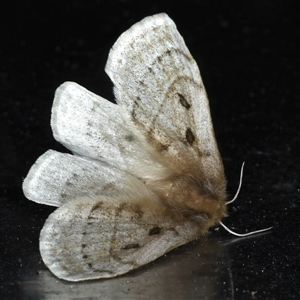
[122,243,140,250]
[83,255,88,259]
[149,226,161,235]
[159,143,169,151]
[82,244,87,248]
[186,128,195,145]
[148,67,154,74]
[178,93,191,109]
[88,263,93,268]
[90,201,103,213]
[125,134,135,142]
[87,215,97,222]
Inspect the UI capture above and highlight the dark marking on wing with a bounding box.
[148,67,154,74]
[186,128,195,145]
[132,204,144,219]
[178,93,191,109]
[124,134,135,142]
[131,109,137,119]
[131,99,140,120]
[116,203,126,216]
[90,201,104,213]
[87,215,97,222]
[82,244,87,248]
[122,243,140,250]
[159,143,169,151]
[83,254,88,259]
[149,226,162,235]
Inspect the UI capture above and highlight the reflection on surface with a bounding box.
[21,235,235,299]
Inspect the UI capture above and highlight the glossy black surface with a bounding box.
[1,1,299,299]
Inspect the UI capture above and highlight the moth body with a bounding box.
[23,13,228,281]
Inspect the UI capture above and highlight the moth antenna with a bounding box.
[219,221,273,237]
[222,162,273,236]
[226,162,245,205]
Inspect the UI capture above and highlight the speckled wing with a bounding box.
[23,150,152,207]
[40,196,200,281]
[23,81,170,207]
[51,82,165,179]
[106,13,223,180]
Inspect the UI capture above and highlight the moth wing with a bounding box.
[40,197,200,281]
[106,13,224,180]
[51,82,166,179]
[23,150,151,207]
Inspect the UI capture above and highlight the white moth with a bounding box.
[23,13,266,282]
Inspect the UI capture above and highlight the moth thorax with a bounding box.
[165,178,227,225]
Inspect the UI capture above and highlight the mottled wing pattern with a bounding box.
[106,13,223,180]
[40,197,200,281]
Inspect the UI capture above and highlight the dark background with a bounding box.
[1,1,299,299]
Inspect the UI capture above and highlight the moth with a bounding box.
[23,13,269,282]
